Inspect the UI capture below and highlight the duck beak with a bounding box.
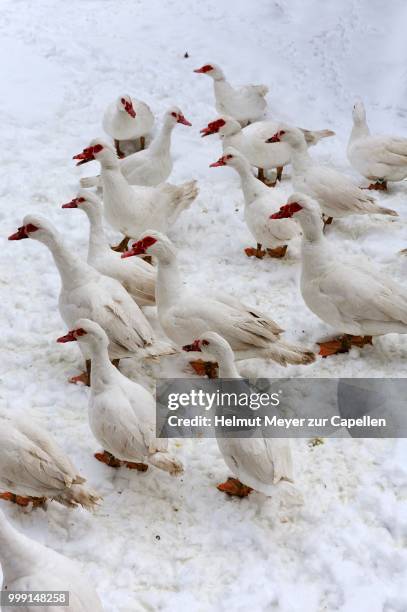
[57,330,77,343]
[182,339,202,352]
[62,198,79,209]
[209,157,226,167]
[73,151,95,166]
[200,126,214,137]
[177,114,192,126]
[266,133,280,143]
[8,226,29,240]
[121,241,145,258]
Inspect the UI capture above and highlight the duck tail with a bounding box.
[265,340,316,366]
[169,180,199,223]
[56,484,102,511]
[301,128,335,146]
[148,451,184,476]
[377,206,398,217]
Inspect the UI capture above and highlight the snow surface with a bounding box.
[0,0,407,610]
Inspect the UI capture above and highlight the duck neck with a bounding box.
[350,119,370,142]
[41,234,93,291]
[89,342,117,393]
[100,156,134,202]
[156,253,183,312]
[290,142,313,174]
[149,118,174,155]
[233,160,267,204]
[300,213,329,269]
[0,513,38,579]
[218,357,240,378]
[85,208,112,262]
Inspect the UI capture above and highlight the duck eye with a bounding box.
[121,98,125,104]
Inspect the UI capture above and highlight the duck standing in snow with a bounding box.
[266,126,398,224]
[270,192,407,356]
[82,107,192,188]
[102,94,154,157]
[201,115,334,185]
[0,509,104,611]
[0,412,100,510]
[347,99,407,191]
[57,319,184,475]
[8,216,174,385]
[183,332,298,499]
[194,63,268,125]
[62,190,156,307]
[210,147,299,258]
[73,139,198,252]
[122,231,315,375]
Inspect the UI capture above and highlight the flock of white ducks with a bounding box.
[3,62,407,606]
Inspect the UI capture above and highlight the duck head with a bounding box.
[73,139,117,166]
[193,63,224,81]
[117,94,136,118]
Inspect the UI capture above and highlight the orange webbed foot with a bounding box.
[244,246,267,259]
[94,451,123,468]
[0,492,46,508]
[217,477,253,497]
[124,461,149,472]
[189,359,219,378]
[69,372,90,386]
[267,245,288,258]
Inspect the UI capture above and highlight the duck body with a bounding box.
[9,215,168,362]
[0,413,100,509]
[188,333,296,498]
[62,191,156,307]
[102,95,154,141]
[211,147,299,251]
[71,320,183,474]
[194,63,268,124]
[269,126,397,219]
[75,140,198,239]
[123,232,315,366]
[0,509,104,611]
[202,116,335,172]
[273,193,407,338]
[347,100,407,186]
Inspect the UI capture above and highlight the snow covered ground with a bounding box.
[0,0,407,610]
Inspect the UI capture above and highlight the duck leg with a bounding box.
[124,461,149,471]
[217,477,253,497]
[189,359,219,378]
[140,136,146,150]
[257,167,277,187]
[323,215,333,231]
[266,245,288,258]
[245,243,267,259]
[318,334,373,357]
[276,166,284,182]
[69,359,91,386]
[365,180,387,191]
[0,492,46,508]
[114,139,125,159]
[111,236,130,253]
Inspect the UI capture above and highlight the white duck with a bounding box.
[0,413,100,510]
[202,115,334,185]
[58,319,183,475]
[194,63,268,125]
[266,126,398,223]
[186,332,297,499]
[8,216,174,385]
[62,190,156,307]
[347,100,407,191]
[0,509,104,611]
[122,231,315,374]
[210,147,300,258]
[82,107,192,188]
[102,94,154,157]
[73,139,199,252]
[270,192,407,356]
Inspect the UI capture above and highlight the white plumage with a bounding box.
[62,190,156,307]
[347,99,407,189]
[74,139,199,241]
[122,231,315,367]
[0,413,100,510]
[267,126,398,219]
[194,63,268,125]
[102,94,154,148]
[0,508,104,611]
